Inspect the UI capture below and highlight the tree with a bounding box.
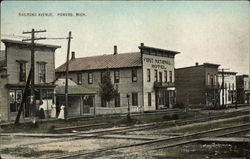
[99,70,119,107]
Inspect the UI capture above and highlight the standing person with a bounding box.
[58,104,65,119]
[38,100,45,119]
[50,104,57,118]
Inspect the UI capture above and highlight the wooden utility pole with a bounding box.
[127,93,131,120]
[15,29,46,123]
[65,31,72,121]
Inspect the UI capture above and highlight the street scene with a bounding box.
[0,1,250,159]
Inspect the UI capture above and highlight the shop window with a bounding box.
[132,69,137,82]
[147,69,151,82]
[18,62,26,82]
[115,93,120,107]
[39,63,46,83]
[154,70,158,82]
[9,90,22,112]
[77,73,82,85]
[88,72,93,84]
[132,92,138,106]
[114,71,120,83]
[148,92,151,106]
[159,72,163,83]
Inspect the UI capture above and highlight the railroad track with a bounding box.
[50,123,250,159]
[5,108,249,149]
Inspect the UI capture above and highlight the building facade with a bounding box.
[0,39,60,121]
[236,75,250,104]
[218,71,237,105]
[175,63,220,107]
[55,44,179,115]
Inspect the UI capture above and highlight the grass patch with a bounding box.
[162,143,250,159]
[1,147,64,158]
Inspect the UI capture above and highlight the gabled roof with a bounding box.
[56,52,142,72]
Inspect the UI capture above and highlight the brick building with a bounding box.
[175,63,220,107]
[236,75,250,104]
[55,44,179,115]
[0,39,60,121]
[218,71,237,105]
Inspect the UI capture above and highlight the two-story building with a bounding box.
[175,62,220,108]
[0,39,60,121]
[236,74,250,104]
[55,43,179,115]
[218,71,237,105]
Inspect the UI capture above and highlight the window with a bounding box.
[229,83,231,90]
[147,69,151,82]
[132,69,137,82]
[19,62,26,82]
[169,71,172,83]
[88,72,93,84]
[115,93,120,107]
[232,83,235,90]
[214,74,217,86]
[132,92,138,106]
[100,72,104,83]
[210,75,214,86]
[148,92,151,106]
[164,70,168,82]
[159,72,163,83]
[207,74,210,85]
[77,73,82,85]
[9,89,22,112]
[39,63,46,83]
[154,70,158,82]
[114,71,120,83]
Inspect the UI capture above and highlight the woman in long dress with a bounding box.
[50,104,57,118]
[58,105,65,119]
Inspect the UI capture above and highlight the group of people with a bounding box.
[38,101,65,120]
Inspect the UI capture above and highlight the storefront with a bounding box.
[7,84,55,120]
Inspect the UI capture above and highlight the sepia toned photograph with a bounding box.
[0,1,249,158]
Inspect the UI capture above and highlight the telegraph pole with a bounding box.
[65,31,72,121]
[22,29,46,122]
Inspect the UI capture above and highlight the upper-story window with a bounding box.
[77,73,82,85]
[164,70,167,82]
[159,72,163,83]
[147,69,151,82]
[132,69,137,82]
[18,62,26,82]
[207,74,210,85]
[210,74,214,86]
[214,74,217,86]
[88,72,93,84]
[232,83,235,90]
[38,63,46,83]
[169,71,173,83]
[154,70,158,82]
[114,71,120,83]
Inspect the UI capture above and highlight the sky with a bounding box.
[1,1,249,75]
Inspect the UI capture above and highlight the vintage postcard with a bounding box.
[0,1,249,159]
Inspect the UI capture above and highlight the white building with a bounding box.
[55,43,180,115]
[218,71,237,105]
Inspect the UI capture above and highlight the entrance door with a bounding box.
[82,96,93,114]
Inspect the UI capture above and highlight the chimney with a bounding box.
[114,45,117,55]
[141,43,144,46]
[71,51,75,59]
[195,62,199,66]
